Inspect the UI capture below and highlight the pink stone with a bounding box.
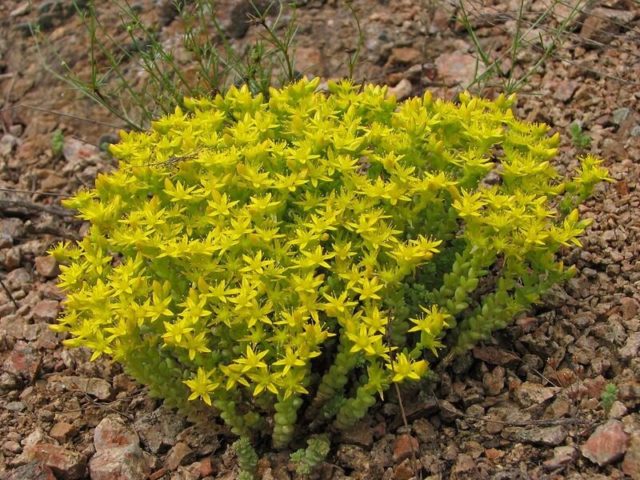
[581,420,629,466]
[94,415,139,452]
[393,434,419,463]
[24,443,87,480]
[32,299,60,322]
[623,435,640,479]
[35,256,59,278]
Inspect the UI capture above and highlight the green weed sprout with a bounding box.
[601,383,618,415]
[51,129,65,158]
[50,78,608,450]
[569,121,592,150]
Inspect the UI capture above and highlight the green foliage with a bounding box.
[290,435,331,475]
[51,129,65,158]
[601,383,618,415]
[569,121,592,150]
[51,78,608,448]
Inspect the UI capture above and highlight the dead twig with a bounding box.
[436,396,592,427]
[0,103,124,130]
[28,222,82,241]
[388,309,422,480]
[0,278,19,309]
[54,387,145,422]
[0,198,77,218]
[393,382,422,478]
[0,187,71,198]
[29,356,44,386]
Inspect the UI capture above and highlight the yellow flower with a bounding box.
[408,305,451,336]
[322,291,357,317]
[452,190,486,218]
[234,345,269,373]
[248,369,279,396]
[352,276,384,301]
[346,325,383,357]
[220,364,250,390]
[273,347,306,376]
[181,331,212,361]
[388,353,428,383]
[184,367,218,406]
[162,319,193,344]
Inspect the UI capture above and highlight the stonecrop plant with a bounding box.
[51,78,607,456]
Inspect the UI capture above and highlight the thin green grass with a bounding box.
[32,0,606,134]
[458,0,588,95]
[34,0,301,130]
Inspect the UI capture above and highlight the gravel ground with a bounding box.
[1,1,639,479]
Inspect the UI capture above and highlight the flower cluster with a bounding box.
[52,78,608,449]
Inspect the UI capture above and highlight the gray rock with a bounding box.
[340,420,375,449]
[412,418,437,444]
[514,382,558,407]
[613,107,631,126]
[508,425,568,447]
[0,233,12,248]
[5,267,31,290]
[608,401,628,420]
[9,2,31,18]
[50,375,112,400]
[335,444,370,472]
[135,405,188,454]
[387,79,413,101]
[2,247,21,271]
[3,461,56,480]
[473,346,519,366]
[0,133,18,156]
[483,366,505,396]
[8,124,24,137]
[580,8,636,43]
[543,446,577,470]
[224,1,270,39]
[620,332,640,361]
[0,371,20,392]
[175,423,221,456]
[438,400,463,423]
[0,218,25,243]
[5,401,26,412]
